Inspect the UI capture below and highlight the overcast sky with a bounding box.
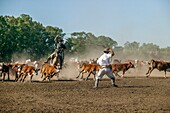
[0,0,170,48]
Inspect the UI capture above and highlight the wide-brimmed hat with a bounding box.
[103,48,110,52]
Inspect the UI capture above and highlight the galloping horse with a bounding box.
[50,53,62,69]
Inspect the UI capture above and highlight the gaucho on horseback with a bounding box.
[46,35,66,69]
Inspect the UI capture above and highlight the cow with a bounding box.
[17,64,40,82]
[41,63,50,78]
[76,63,101,81]
[11,63,26,81]
[41,63,60,81]
[111,62,135,77]
[25,59,40,69]
[89,58,98,64]
[0,63,10,82]
[146,59,170,78]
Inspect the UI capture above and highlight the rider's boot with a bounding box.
[93,79,99,88]
[111,78,118,87]
[59,59,63,70]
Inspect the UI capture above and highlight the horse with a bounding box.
[50,53,63,69]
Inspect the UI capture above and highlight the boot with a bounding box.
[59,60,63,70]
[93,79,99,88]
[111,78,118,87]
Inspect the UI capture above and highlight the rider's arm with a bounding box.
[109,48,115,56]
[54,35,62,43]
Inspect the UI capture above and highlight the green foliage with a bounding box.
[1,14,170,62]
[65,32,118,57]
[0,14,64,62]
[121,42,161,60]
[159,47,170,60]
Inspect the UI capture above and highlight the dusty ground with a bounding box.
[0,72,170,113]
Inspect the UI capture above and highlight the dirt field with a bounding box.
[0,71,170,113]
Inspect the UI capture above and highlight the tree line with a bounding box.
[0,14,170,62]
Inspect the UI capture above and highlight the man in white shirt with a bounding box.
[94,48,118,88]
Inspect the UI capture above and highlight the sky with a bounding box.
[0,0,170,48]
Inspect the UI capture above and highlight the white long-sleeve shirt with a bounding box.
[97,53,112,66]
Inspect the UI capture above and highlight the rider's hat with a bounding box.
[103,48,110,53]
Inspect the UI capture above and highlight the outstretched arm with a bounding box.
[54,35,62,42]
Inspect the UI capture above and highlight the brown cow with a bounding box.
[76,63,101,81]
[17,64,40,82]
[41,63,60,81]
[11,63,27,81]
[111,62,135,77]
[146,59,170,78]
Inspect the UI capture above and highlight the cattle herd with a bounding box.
[0,58,170,83]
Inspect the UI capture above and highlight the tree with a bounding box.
[97,36,118,48]
[0,14,65,61]
[2,14,170,62]
[64,32,118,58]
[139,43,160,60]
[124,41,140,52]
[159,47,170,60]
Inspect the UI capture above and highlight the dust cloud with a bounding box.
[9,47,170,82]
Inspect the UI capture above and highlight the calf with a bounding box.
[76,63,101,80]
[146,59,170,78]
[41,63,60,81]
[111,62,135,77]
[0,63,10,82]
[17,64,40,82]
[11,63,26,81]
